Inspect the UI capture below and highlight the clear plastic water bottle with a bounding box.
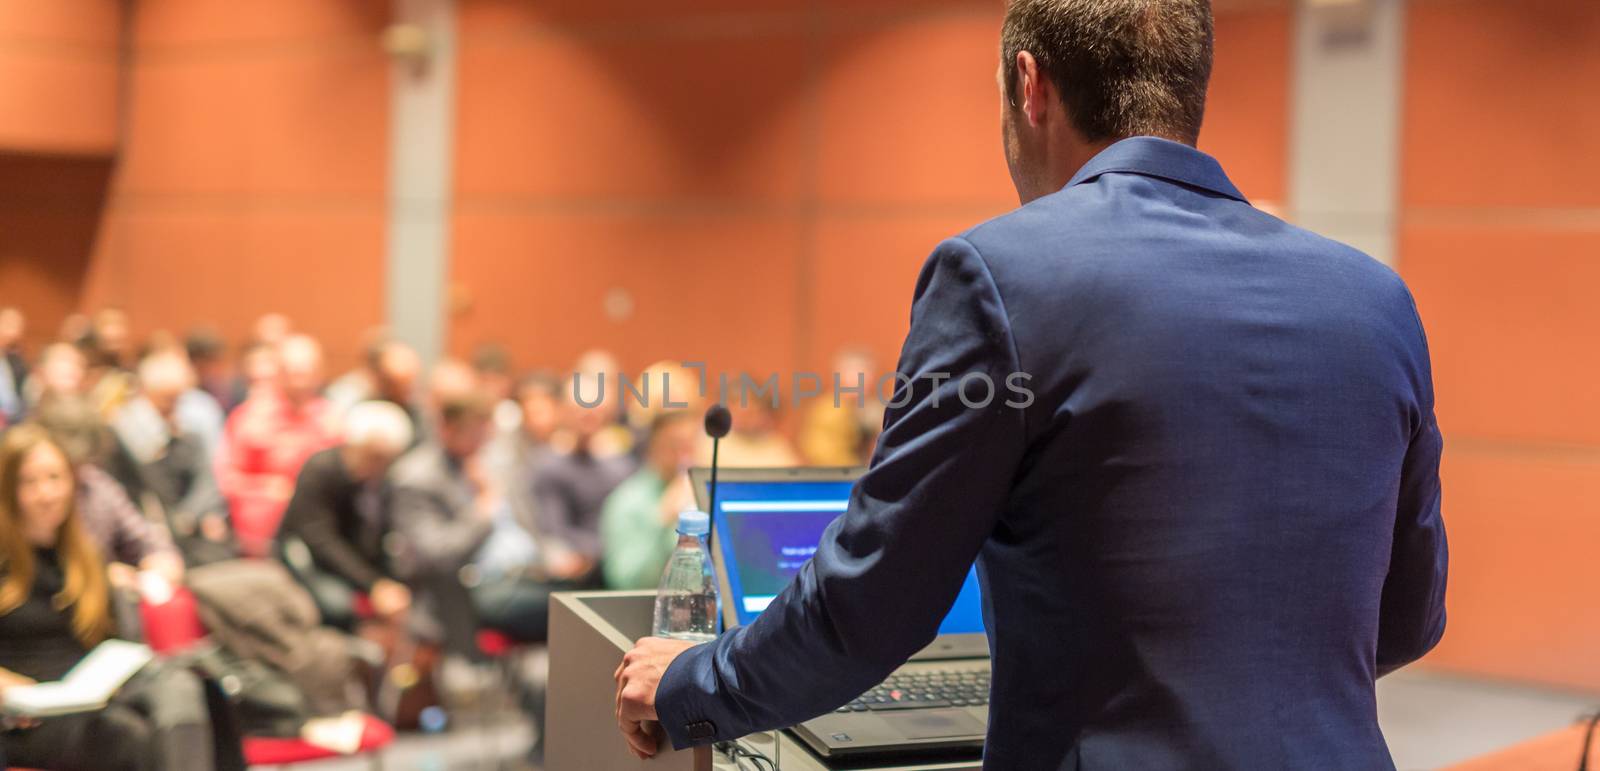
[653,509,719,643]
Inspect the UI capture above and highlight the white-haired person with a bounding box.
[274,400,414,631]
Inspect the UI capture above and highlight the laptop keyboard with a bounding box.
[835,669,991,713]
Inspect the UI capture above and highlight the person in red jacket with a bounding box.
[216,334,338,557]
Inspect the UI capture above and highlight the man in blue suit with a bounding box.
[616,0,1447,767]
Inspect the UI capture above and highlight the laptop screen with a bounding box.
[709,478,986,634]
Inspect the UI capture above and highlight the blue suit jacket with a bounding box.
[658,137,1447,770]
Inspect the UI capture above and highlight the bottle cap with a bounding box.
[676,508,710,536]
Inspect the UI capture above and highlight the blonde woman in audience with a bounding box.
[0,425,241,771]
[32,397,185,589]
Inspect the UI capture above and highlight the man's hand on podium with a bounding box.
[615,637,698,759]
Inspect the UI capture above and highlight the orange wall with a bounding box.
[0,153,113,352]
[0,1,120,351]
[1398,0,1600,690]
[78,0,392,371]
[448,0,1290,382]
[0,0,121,155]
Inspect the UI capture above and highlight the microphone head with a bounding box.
[704,403,733,439]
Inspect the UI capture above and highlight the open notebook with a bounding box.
[2,640,154,718]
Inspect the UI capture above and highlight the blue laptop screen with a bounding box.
[710,479,985,634]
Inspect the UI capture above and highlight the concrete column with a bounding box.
[385,0,457,365]
[1287,0,1405,266]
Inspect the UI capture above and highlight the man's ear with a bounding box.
[1016,51,1047,128]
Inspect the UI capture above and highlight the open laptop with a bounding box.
[690,466,989,761]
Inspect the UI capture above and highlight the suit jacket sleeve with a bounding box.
[655,237,1028,748]
[1376,293,1448,676]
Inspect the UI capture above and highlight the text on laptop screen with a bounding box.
[711,480,985,634]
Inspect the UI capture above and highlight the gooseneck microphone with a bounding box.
[703,403,732,635]
[703,403,732,541]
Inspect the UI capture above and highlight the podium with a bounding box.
[547,591,982,771]
[547,590,713,770]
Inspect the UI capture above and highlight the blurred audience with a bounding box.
[184,327,237,414]
[251,313,292,349]
[235,341,280,402]
[0,307,26,427]
[32,397,184,589]
[533,371,637,586]
[721,399,800,467]
[217,334,338,557]
[388,389,499,656]
[481,371,561,561]
[799,347,885,466]
[473,343,521,437]
[115,352,233,567]
[277,401,415,631]
[327,335,424,438]
[0,425,241,771]
[84,309,139,419]
[0,302,874,756]
[27,342,88,409]
[114,350,225,463]
[600,410,702,590]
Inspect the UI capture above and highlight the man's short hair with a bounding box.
[344,400,415,452]
[1001,0,1213,144]
[184,326,224,364]
[516,370,562,403]
[438,391,492,427]
[472,343,512,375]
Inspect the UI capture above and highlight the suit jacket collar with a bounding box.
[1066,136,1247,203]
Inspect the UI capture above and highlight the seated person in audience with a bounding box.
[0,307,25,428]
[720,399,799,467]
[81,311,137,419]
[26,343,89,411]
[184,327,237,415]
[326,335,424,438]
[533,374,637,586]
[89,309,133,374]
[115,353,233,566]
[465,372,571,643]
[387,393,500,656]
[480,372,561,552]
[600,410,702,590]
[0,425,240,771]
[217,334,338,556]
[32,398,184,588]
[276,401,414,631]
[231,341,278,409]
[472,344,521,437]
[389,389,562,762]
[798,346,885,466]
[418,357,479,446]
[114,349,225,460]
